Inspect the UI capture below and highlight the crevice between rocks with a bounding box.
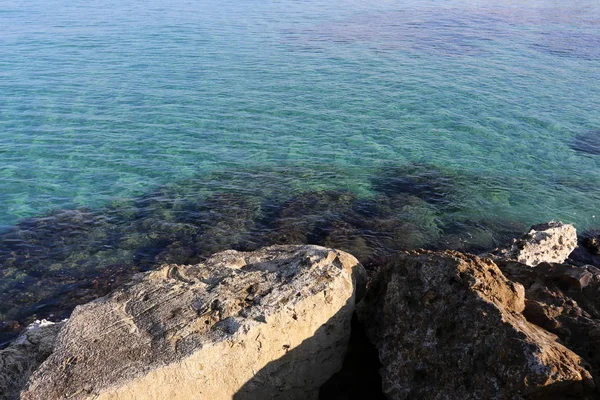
[319,313,385,400]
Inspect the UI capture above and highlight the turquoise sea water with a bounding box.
[1,0,600,335]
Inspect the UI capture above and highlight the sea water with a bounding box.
[1,0,599,334]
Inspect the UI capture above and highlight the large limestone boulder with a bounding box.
[22,245,365,400]
[490,221,577,266]
[0,320,64,400]
[357,250,595,399]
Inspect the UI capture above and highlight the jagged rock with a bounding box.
[21,245,365,400]
[568,233,600,268]
[490,221,578,266]
[581,233,600,255]
[357,250,595,399]
[496,259,600,387]
[0,320,65,400]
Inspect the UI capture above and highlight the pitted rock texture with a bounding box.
[0,320,64,400]
[490,221,577,267]
[357,250,594,400]
[22,245,365,400]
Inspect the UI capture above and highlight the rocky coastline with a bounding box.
[3,221,600,399]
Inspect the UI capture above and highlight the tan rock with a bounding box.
[357,250,595,399]
[497,259,600,389]
[22,245,365,400]
[490,221,578,266]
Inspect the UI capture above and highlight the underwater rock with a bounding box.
[190,193,265,258]
[370,163,458,207]
[321,220,373,265]
[22,245,365,400]
[0,208,127,326]
[329,194,444,267]
[490,221,578,266]
[437,219,526,254]
[357,250,594,399]
[353,194,442,251]
[0,320,65,400]
[0,189,266,341]
[572,131,600,156]
[265,191,357,246]
[262,189,445,268]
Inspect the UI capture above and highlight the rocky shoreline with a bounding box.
[0,164,531,345]
[3,221,600,399]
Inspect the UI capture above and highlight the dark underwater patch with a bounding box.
[370,163,457,206]
[572,131,600,156]
[530,31,600,61]
[436,219,526,254]
[0,165,526,345]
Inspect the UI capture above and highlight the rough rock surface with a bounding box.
[0,320,64,400]
[568,232,600,269]
[22,245,365,400]
[582,235,600,255]
[357,250,594,399]
[497,259,600,389]
[490,221,577,267]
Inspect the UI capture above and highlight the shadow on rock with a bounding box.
[318,314,385,400]
[568,231,600,268]
[233,300,356,400]
[0,164,528,347]
[370,163,459,207]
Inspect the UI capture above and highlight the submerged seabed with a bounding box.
[2,0,600,343]
[1,162,535,344]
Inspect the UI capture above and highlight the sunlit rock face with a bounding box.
[489,221,577,267]
[357,250,594,400]
[21,245,365,400]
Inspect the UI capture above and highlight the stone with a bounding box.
[497,259,600,387]
[357,250,594,399]
[568,233,600,269]
[21,245,365,400]
[582,234,600,255]
[490,221,578,266]
[0,320,65,400]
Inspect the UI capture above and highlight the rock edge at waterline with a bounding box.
[4,221,600,399]
[20,245,366,400]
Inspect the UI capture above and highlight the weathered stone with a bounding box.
[490,221,578,266]
[357,250,594,399]
[582,233,600,255]
[0,320,65,400]
[22,245,365,400]
[497,259,600,388]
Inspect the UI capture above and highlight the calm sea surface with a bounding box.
[1,0,599,334]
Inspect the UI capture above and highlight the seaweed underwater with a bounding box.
[0,163,528,346]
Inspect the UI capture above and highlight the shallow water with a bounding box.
[1,0,600,337]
